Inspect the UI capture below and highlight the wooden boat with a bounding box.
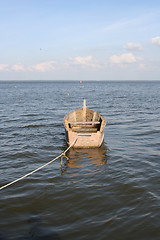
[64,100,106,148]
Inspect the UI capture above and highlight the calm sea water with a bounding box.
[0,81,160,240]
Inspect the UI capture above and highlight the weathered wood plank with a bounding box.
[72,127,97,132]
[69,121,100,125]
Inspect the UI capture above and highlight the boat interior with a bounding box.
[66,107,102,133]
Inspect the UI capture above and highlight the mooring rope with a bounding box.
[0,138,78,191]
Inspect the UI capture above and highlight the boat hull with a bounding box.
[64,100,106,148]
[65,128,104,148]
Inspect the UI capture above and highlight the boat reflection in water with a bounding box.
[63,143,108,172]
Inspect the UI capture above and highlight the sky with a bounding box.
[0,0,160,81]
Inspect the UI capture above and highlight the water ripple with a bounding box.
[0,81,160,240]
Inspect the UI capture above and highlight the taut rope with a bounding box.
[0,138,78,191]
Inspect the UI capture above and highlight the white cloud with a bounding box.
[31,61,56,72]
[12,64,25,71]
[0,61,57,73]
[103,18,136,32]
[103,14,151,32]
[0,64,9,71]
[70,56,93,65]
[124,42,144,51]
[138,64,147,70]
[110,53,138,64]
[151,36,160,46]
[69,56,104,69]
[138,63,157,71]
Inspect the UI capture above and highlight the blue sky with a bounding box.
[0,0,160,80]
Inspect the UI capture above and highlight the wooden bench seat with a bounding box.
[72,126,98,133]
[68,121,100,125]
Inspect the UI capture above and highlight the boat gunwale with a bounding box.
[64,107,106,133]
[64,104,106,148]
[64,107,106,123]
